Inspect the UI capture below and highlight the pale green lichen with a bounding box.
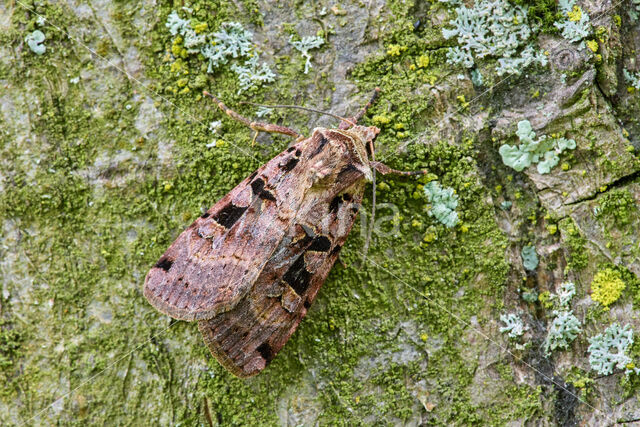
[521,245,538,270]
[423,180,460,228]
[230,56,276,93]
[624,68,640,91]
[165,11,274,92]
[551,281,576,308]
[543,283,581,357]
[499,120,576,174]
[25,29,46,55]
[555,0,592,43]
[630,0,640,22]
[544,310,581,356]
[588,323,638,376]
[439,0,547,76]
[289,35,324,74]
[500,313,527,338]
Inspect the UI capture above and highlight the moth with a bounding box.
[143,89,424,377]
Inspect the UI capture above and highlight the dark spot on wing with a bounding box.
[256,342,275,362]
[330,244,342,256]
[280,157,299,172]
[200,212,210,218]
[251,178,265,195]
[287,146,296,153]
[342,193,352,202]
[296,225,314,248]
[309,134,329,159]
[329,195,342,214]
[308,236,331,252]
[283,256,311,296]
[155,257,173,271]
[295,149,302,156]
[259,190,277,201]
[303,300,311,309]
[212,203,248,228]
[248,171,258,181]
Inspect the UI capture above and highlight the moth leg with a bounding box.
[370,161,427,176]
[203,91,302,142]
[339,87,381,130]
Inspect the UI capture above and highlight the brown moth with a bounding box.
[143,89,424,377]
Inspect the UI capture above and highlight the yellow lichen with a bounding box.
[590,268,625,308]
[567,6,582,22]
[386,44,406,56]
[194,22,208,34]
[416,54,430,68]
[372,114,391,126]
[586,40,598,53]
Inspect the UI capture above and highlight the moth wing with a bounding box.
[198,175,365,377]
[143,141,310,322]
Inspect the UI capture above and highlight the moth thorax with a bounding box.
[350,125,380,145]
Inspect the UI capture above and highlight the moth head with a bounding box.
[351,124,380,144]
[345,124,380,160]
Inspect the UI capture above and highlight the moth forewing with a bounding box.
[143,90,425,377]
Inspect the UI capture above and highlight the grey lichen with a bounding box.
[289,35,324,74]
[439,0,547,76]
[554,0,591,43]
[588,323,638,376]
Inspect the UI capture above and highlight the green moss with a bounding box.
[0,0,552,424]
[508,0,562,34]
[559,218,589,271]
[0,318,23,395]
[594,189,637,226]
[565,367,595,399]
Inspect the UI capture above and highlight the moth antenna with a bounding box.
[361,139,377,266]
[352,87,381,124]
[203,91,302,143]
[339,87,381,130]
[240,101,357,127]
[203,397,214,427]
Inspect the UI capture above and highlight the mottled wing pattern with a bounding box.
[198,130,368,377]
[144,134,323,321]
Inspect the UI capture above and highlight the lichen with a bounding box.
[289,35,324,74]
[594,188,637,226]
[164,10,274,92]
[590,268,626,309]
[423,180,460,228]
[4,0,625,423]
[499,120,577,174]
[624,68,640,91]
[500,313,527,338]
[588,323,638,376]
[555,0,592,43]
[521,245,539,271]
[25,29,46,55]
[544,310,581,356]
[439,0,547,76]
